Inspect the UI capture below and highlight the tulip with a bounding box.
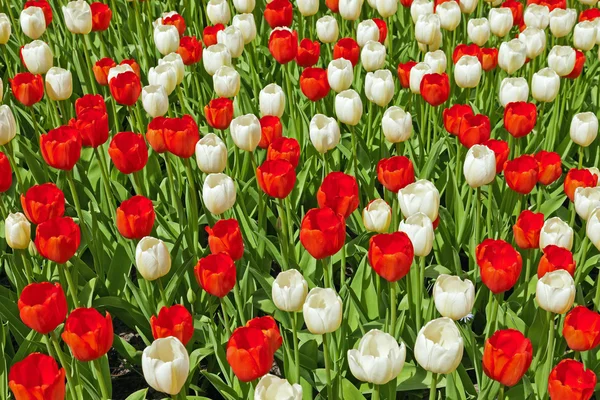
[121,58,141,77]
[264,0,293,27]
[233,0,255,13]
[75,93,106,116]
[398,179,440,221]
[398,213,434,256]
[10,72,44,107]
[485,139,510,174]
[20,7,46,39]
[0,152,10,193]
[335,89,363,125]
[459,0,477,13]
[158,53,184,85]
[433,275,475,320]
[549,8,577,37]
[0,106,16,146]
[415,14,441,44]
[9,353,65,400]
[148,64,178,95]
[498,39,526,74]
[443,104,473,136]
[269,27,298,64]
[570,112,598,147]
[409,62,432,94]
[116,195,155,240]
[518,27,546,59]
[310,114,341,153]
[548,359,597,400]
[109,70,141,106]
[217,26,244,58]
[573,21,596,51]
[5,212,30,251]
[259,117,283,149]
[513,210,544,249]
[437,1,461,31]
[566,50,586,79]
[62,0,92,34]
[203,44,232,76]
[203,24,225,47]
[153,24,180,56]
[524,4,549,29]
[452,43,480,63]
[365,69,394,107]
[575,187,600,221]
[333,37,360,66]
[564,168,598,201]
[40,126,82,171]
[377,0,398,17]
[548,45,576,76]
[300,207,346,259]
[477,238,522,293]
[424,50,447,73]
[536,269,575,314]
[194,252,236,297]
[489,7,513,36]
[397,61,417,89]
[463,144,496,188]
[540,217,574,250]
[368,231,414,281]
[458,113,490,147]
[317,172,359,219]
[498,77,528,107]
[267,137,300,167]
[259,83,285,117]
[480,47,498,71]
[327,58,354,93]
[203,173,236,215]
[297,0,319,15]
[43,67,72,103]
[195,134,227,174]
[377,156,415,193]
[300,67,330,102]
[90,2,111,31]
[414,318,463,374]
[316,16,339,43]
[357,19,380,47]
[232,13,256,44]
[504,102,537,138]
[0,13,10,44]
[363,199,392,233]
[256,160,296,198]
[227,327,273,381]
[142,85,169,118]
[348,329,406,385]
[255,375,303,400]
[107,63,133,82]
[108,131,148,174]
[504,155,538,194]
[411,0,434,23]
[135,236,171,281]
[205,219,243,261]
[272,269,308,312]
[538,245,575,278]
[246,316,282,354]
[339,0,364,20]
[151,305,194,345]
[230,114,261,152]
[204,97,234,130]
[20,40,53,75]
[531,68,560,102]
[382,106,412,143]
[303,287,343,334]
[62,307,113,361]
[361,41,386,72]
[142,337,190,395]
[536,150,562,185]
[483,329,532,386]
[18,282,67,335]
[468,18,490,46]
[207,0,230,24]
[296,39,320,67]
[157,115,200,159]
[454,55,481,89]
[563,306,600,351]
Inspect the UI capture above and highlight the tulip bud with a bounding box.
[20,7,46,39]
[587,207,600,250]
[357,19,380,47]
[433,275,475,320]
[414,317,464,374]
[255,375,302,400]
[107,64,133,83]
[316,16,339,43]
[213,66,240,98]
[272,269,308,312]
[574,187,600,220]
[362,199,392,233]
[158,53,185,85]
[135,236,171,281]
[489,7,513,37]
[398,179,439,222]
[376,0,398,17]
[531,68,560,102]
[540,217,574,250]
[409,62,433,94]
[195,133,227,174]
[459,0,477,13]
[217,26,244,58]
[454,55,481,88]
[358,41,386,72]
[339,0,364,20]
[498,39,526,74]
[233,0,256,13]
[62,1,93,34]
[327,58,353,93]
[573,21,596,51]
[259,83,285,117]
[365,69,394,107]
[436,1,461,31]
[415,14,441,45]
[142,337,190,395]
[142,85,169,118]
[5,213,31,250]
[45,67,72,101]
[398,212,434,256]
[297,0,318,15]
[463,144,496,187]
[548,45,576,77]
[348,329,406,385]
[536,269,575,314]
[207,0,231,25]
[382,106,412,143]
[518,27,546,59]
[154,25,180,57]
[424,50,447,73]
[148,64,178,95]
[524,4,549,29]
[203,43,232,76]
[203,173,236,215]
[467,18,490,46]
[335,89,363,126]
[498,77,528,107]
[232,14,257,44]
[21,40,53,75]
[309,114,341,153]
[230,114,261,152]
[411,0,434,23]
[303,287,343,334]
[0,14,10,45]
[549,8,576,38]
[570,112,598,148]
[0,105,17,146]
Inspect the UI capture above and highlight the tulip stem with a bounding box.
[349,125,359,177]
[372,384,380,400]
[322,258,332,289]
[183,159,200,257]
[322,333,334,400]
[82,35,98,95]
[497,385,505,400]
[277,199,290,271]
[221,298,231,337]
[62,264,80,307]
[429,373,438,400]
[416,256,425,331]
[5,141,24,193]
[94,147,116,220]
[390,282,397,337]
[48,332,79,400]
[578,146,584,169]
[544,311,555,381]
[156,277,168,310]
[92,358,111,400]
[292,312,300,384]
[20,250,34,284]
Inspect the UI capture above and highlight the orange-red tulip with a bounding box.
[513,210,544,249]
[177,35,203,65]
[300,67,330,102]
[484,139,510,174]
[564,168,598,202]
[504,155,539,194]
[565,50,585,80]
[75,94,106,116]
[91,2,112,31]
[0,152,12,193]
[535,151,562,185]
[376,156,416,193]
[159,115,200,158]
[258,116,283,149]
[373,18,388,43]
[397,61,417,89]
[452,43,480,64]
[18,282,67,334]
[204,98,234,130]
[120,59,141,78]
[256,159,297,199]
[477,238,522,293]
[267,137,300,168]
[317,172,359,218]
[9,353,65,400]
[116,195,155,239]
[443,104,473,136]
[421,73,450,107]
[483,329,533,387]
[368,231,414,282]
[206,219,245,261]
[504,102,537,138]
[21,183,65,225]
[264,0,293,28]
[150,304,194,345]
[300,207,346,259]
[69,108,109,148]
[563,306,600,351]
[296,39,320,67]
[502,0,523,25]
[269,28,298,64]
[548,359,596,400]
[194,252,237,298]
[226,326,274,382]
[93,57,116,86]
[10,72,44,107]
[40,126,82,171]
[162,12,186,36]
[62,307,114,361]
[538,245,576,278]
[333,38,360,66]
[108,131,148,174]
[246,316,283,354]
[458,113,490,148]
[480,47,499,71]
[109,71,141,106]
[203,24,225,47]
[35,217,81,264]
[580,8,600,22]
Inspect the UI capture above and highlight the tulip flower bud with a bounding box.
[142,337,190,395]
[303,287,343,334]
[382,106,412,143]
[531,68,559,102]
[230,114,261,152]
[415,14,441,45]
[232,14,257,44]
[203,173,236,215]
[357,19,380,47]
[135,236,171,281]
[365,69,394,107]
[348,329,406,385]
[255,375,302,400]
[376,0,398,17]
[459,0,477,13]
[433,275,475,320]
[409,62,433,94]
[233,0,256,13]
[142,85,169,118]
[570,112,598,148]
[536,269,575,314]
[362,199,392,233]
[463,144,496,188]
[217,26,244,58]
[327,58,353,92]
[207,0,231,25]
[195,133,227,173]
[5,213,31,250]
[62,1,92,34]
[518,27,546,59]
[106,64,132,84]
[309,114,341,153]
[398,212,434,256]
[154,25,180,56]
[549,8,576,38]
[414,318,463,374]
[424,50,446,73]
[316,16,339,43]
[213,66,240,98]
[498,77,528,107]
[259,83,285,117]
[0,105,17,146]
[548,45,576,76]
[335,89,363,126]
[20,7,46,39]
[398,179,440,221]
[524,4,549,29]
[148,64,178,95]
[21,40,53,75]
[436,1,461,31]
[0,14,10,45]
[498,39,526,74]
[587,207,600,250]
[272,269,308,312]
[574,21,596,51]
[360,41,386,72]
[489,7,513,37]
[574,187,600,220]
[467,18,490,46]
[45,67,72,101]
[339,0,364,20]
[297,0,318,15]
[203,43,232,76]
[158,53,185,85]
[411,0,434,23]
[454,55,481,88]
[540,217,573,250]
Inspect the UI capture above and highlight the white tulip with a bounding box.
[409,62,433,94]
[363,199,392,233]
[398,179,440,221]
[45,67,72,101]
[414,318,464,374]
[142,85,169,118]
[335,89,363,126]
[398,212,434,256]
[203,44,232,76]
[217,26,244,58]
[524,4,550,29]
[467,18,490,46]
[272,269,309,312]
[303,287,343,334]
[62,0,92,35]
[0,105,17,146]
[20,7,46,40]
[531,68,560,102]
[574,187,600,221]
[463,144,496,188]
[436,1,461,31]
[5,213,31,250]
[587,207,600,250]
[298,0,319,15]
[327,58,354,92]
[454,55,481,88]
[233,0,255,13]
[255,375,302,400]
[498,77,529,107]
[570,112,598,148]
[207,0,231,25]
[317,16,339,43]
[0,14,11,45]
[203,173,236,215]
[230,114,261,152]
[433,275,475,320]
[232,14,257,44]
[213,66,240,98]
[548,45,576,76]
[154,24,180,56]
[382,106,412,143]
[415,14,441,45]
[107,64,134,83]
[536,270,575,314]
[357,19,380,47]
[20,40,53,75]
[361,41,387,72]
[540,217,574,250]
[142,337,190,395]
[498,39,527,74]
[549,8,576,38]
[310,114,341,153]
[376,0,399,17]
[459,0,477,14]
[424,50,447,73]
[158,53,185,85]
[365,69,394,107]
[135,237,171,281]
[518,27,546,59]
[339,0,364,20]
[195,134,227,174]
[259,83,286,117]
[411,0,434,23]
[574,21,597,51]
[348,330,406,385]
[148,64,178,95]
[587,168,600,184]
[489,7,513,37]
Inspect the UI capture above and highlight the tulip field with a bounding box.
[2,0,600,398]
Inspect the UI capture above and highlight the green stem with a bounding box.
[156,277,168,311]
[429,373,438,400]
[322,334,334,400]
[82,35,98,94]
[390,282,397,337]
[183,158,200,257]
[49,332,78,400]
[498,385,505,400]
[292,312,300,383]
[373,384,380,400]
[94,148,116,218]
[21,250,34,284]
[322,258,332,289]
[92,358,110,400]
[5,141,24,193]
[221,298,231,337]
[416,256,425,331]
[63,264,80,307]
[350,125,358,177]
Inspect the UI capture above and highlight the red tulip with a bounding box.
[35,217,81,264]
[204,98,234,130]
[21,183,65,225]
[109,71,141,106]
[264,0,293,28]
[420,73,450,107]
[93,57,116,86]
[0,152,12,193]
[246,316,282,353]
[296,39,320,67]
[18,282,67,334]
[548,359,596,400]
[563,306,600,351]
[483,329,533,387]
[458,113,491,148]
[75,94,106,116]
[502,0,524,25]
[40,126,82,171]
[259,116,283,149]
[161,115,200,158]
[69,109,109,148]
[194,252,237,298]
[480,47,499,71]
[373,18,388,43]
[267,137,300,168]
[10,72,44,106]
[116,195,155,239]
[513,210,544,249]
[256,159,297,199]
[564,168,598,202]
[397,61,417,89]
[368,232,414,282]
[108,131,148,174]
[9,353,65,400]
[91,2,112,31]
[206,219,245,261]
[120,59,141,78]
[376,156,416,193]
[504,102,537,138]
[177,36,203,65]
[326,0,340,12]
[317,172,359,218]
[300,207,346,259]
[300,67,330,102]
[162,12,186,36]
[535,151,562,185]
[24,1,53,26]
[269,28,298,64]
[527,0,565,9]
[452,43,480,63]
[565,50,586,80]
[443,104,473,136]
[203,24,225,47]
[62,307,114,361]
[538,245,576,278]
[580,8,600,22]
[484,139,510,174]
[150,304,194,345]
[226,326,273,382]
[504,155,539,194]
[477,238,522,293]
[333,38,360,66]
